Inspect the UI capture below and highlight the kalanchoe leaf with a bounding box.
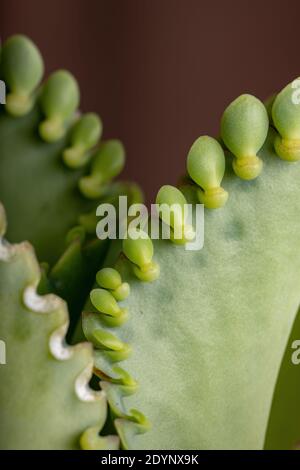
[0,46,85,264]
[1,35,44,116]
[63,113,103,168]
[187,136,228,208]
[123,229,153,267]
[272,78,300,161]
[92,328,128,352]
[85,130,300,450]
[112,282,130,301]
[97,267,123,290]
[111,366,139,388]
[0,203,118,450]
[122,228,160,282]
[89,286,129,327]
[156,185,195,243]
[80,426,119,450]
[90,288,123,318]
[0,34,135,271]
[79,140,125,199]
[82,311,132,361]
[96,267,130,301]
[39,70,80,142]
[0,32,140,349]
[221,94,268,180]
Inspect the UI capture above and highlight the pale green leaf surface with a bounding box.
[85,130,300,449]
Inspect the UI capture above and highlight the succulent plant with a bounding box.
[1,34,300,450]
[0,34,139,449]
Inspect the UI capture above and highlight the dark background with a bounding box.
[1,0,299,201]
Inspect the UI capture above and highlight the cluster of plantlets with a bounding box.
[0,34,300,450]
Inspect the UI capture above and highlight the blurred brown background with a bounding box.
[1,0,299,201]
